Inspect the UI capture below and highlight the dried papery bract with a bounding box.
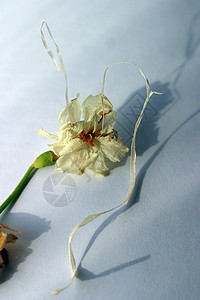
[39,22,161,295]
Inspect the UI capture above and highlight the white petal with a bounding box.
[82,94,112,109]
[103,111,116,133]
[59,121,85,141]
[57,129,73,143]
[50,142,65,155]
[94,110,116,134]
[82,114,102,134]
[81,94,113,122]
[55,139,85,156]
[37,128,58,141]
[87,150,109,176]
[58,94,81,125]
[97,135,129,162]
[55,145,93,174]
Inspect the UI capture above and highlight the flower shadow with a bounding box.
[0,212,51,284]
[112,10,200,163]
[106,79,175,174]
[115,80,174,155]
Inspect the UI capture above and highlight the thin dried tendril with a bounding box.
[40,22,69,104]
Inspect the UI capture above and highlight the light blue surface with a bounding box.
[1,1,200,299]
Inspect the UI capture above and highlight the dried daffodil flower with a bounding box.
[38,93,129,176]
[39,23,161,295]
[0,224,19,270]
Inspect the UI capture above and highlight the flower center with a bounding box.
[78,130,95,147]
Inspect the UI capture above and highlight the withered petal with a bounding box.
[6,234,18,244]
[0,224,20,233]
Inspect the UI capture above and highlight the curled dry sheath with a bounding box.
[0,224,19,269]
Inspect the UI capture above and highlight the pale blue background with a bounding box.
[1,1,200,299]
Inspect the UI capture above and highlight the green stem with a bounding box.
[0,150,57,215]
[0,165,37,214]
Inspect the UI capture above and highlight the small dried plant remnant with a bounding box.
[38,94,129,176]
[0,224,19,270]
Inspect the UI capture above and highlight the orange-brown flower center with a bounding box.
[78,130,95,147]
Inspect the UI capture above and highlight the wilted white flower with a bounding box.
[38,94,129,176]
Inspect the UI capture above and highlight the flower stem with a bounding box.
[0,151,58,215]
[0,165,37,214]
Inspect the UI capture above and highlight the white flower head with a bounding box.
[38,93,129,176]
